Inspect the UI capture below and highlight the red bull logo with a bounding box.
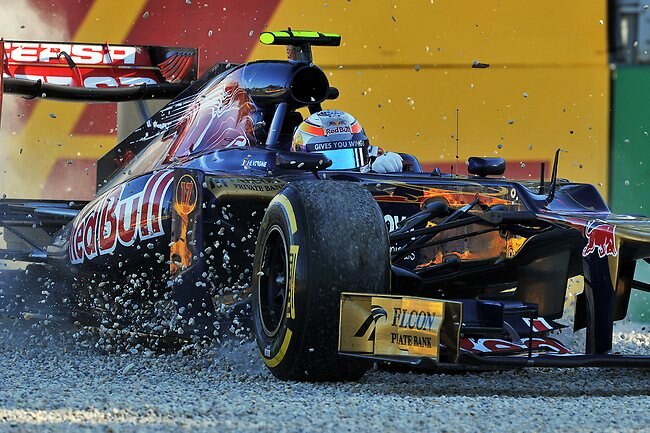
[324,125,352,135]
[69,170,174,264]
[324,118,352,135]
[582,220,618,258]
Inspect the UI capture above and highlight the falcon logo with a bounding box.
[354,305,388,341]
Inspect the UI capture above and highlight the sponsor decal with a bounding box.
[69,170,174,264]
[3,42,138,65]
[391,307,439,330]
[384,214,406,233]
[582,220,618,258]
[340,294,444,358]
[208,176,286,193]
[354,305,388,341]
[460,337,573,355]
[170,174,199,275]
[307,140,365,152]
[324,125,352,135]
[241,158,268,170]
[390,333,434,349]
[389,245,416,261]
[386,215,416,260]
[285,245,299,320]
[388,307,439,349]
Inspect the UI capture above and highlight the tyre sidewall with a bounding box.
[253,188,311,378]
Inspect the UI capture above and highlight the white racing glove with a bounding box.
[371,152,403,173]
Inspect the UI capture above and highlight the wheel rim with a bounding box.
[258,225,289,337]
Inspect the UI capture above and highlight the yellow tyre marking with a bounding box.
[262,193,300,367]
[286,245,299,319]
[263,328,293,368]
[272,194,297,234]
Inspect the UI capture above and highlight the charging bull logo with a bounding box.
[582,220,618,258]
[324,118,352,136]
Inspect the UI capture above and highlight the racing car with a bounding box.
[1,30,649,381]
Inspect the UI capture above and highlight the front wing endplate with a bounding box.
[339,293,462,362]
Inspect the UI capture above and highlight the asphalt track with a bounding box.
[0,317,648,433]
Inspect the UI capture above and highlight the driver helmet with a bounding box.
[292,110,370,170]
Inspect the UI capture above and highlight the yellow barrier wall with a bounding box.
[0,0,609,199]
[252,1,610,189]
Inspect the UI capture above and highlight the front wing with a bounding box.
[339,293,650,368]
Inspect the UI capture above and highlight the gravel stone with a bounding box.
[0,318,648,432]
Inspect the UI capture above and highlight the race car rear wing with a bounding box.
[0,39,198,107]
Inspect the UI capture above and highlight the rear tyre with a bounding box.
[253,180,390,381]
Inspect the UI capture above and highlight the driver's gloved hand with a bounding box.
[371,152,403,173]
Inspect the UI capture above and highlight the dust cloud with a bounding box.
[0,0,69,195]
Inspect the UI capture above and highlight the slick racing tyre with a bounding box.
[253,180,390,381]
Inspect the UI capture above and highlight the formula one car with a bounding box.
[1,31,649,381]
